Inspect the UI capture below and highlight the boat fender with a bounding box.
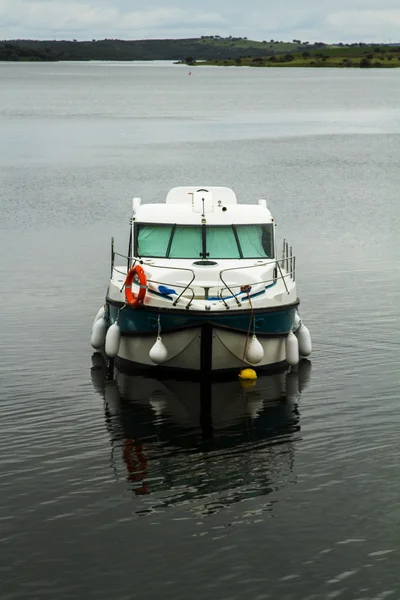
[245,335,264,364]
[92,306,105,332]
[296,323,312,357]
[105,323,121,358]
[286,330,299,366]
[238,368,257,380]
[91,317,108,350]
[293,311,301,332]
[149,337,168,364]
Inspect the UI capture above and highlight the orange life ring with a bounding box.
[125,265,147,307]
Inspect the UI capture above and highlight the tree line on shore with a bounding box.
[0,35,400,66]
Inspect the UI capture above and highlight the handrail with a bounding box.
[146,278,195,308]
[114,251,135,262]
[219,258,278,305]
[110,237,115,278]
[111,248,295,308]
[276,261,289,294]
[112,253,196,308]
[219,266,295,305]
[136,262,196,307]
[219,258,276,280]
[113,268,196,308]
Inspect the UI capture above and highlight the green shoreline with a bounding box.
[1,38,400,65]
[184,46,400,69]
[187,59,400,68]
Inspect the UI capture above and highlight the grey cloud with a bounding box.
[1,0,399,41]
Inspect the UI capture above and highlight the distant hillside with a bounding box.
[193,44,400,68]
[0,42,54,61]
[0,37,326,62]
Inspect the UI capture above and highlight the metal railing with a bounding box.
[112,253,197,309]
[281,238,296,282]
[143,263,196,307]
[218,263,295,308]
[110,239,296,309]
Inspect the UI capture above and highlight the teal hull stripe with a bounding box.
[109,304,296,335]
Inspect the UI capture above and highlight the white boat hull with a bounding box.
[116,327,287,373]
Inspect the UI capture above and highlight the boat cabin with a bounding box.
[131,187,275,262]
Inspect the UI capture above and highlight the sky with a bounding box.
[1,0,400,43]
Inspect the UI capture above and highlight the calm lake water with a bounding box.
[1,61,400,599]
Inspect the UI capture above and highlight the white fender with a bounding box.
[245,335,264,364]
[296,323,312,357]
[92,306,105,332]
[91,318,107,349]
[286,330,299,366]
[293,311,301,332]
[105,323,121,358]
[149,337,168,364]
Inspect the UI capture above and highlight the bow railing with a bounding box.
[110,237,295,309]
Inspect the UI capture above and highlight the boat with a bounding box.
[90,186,312,374]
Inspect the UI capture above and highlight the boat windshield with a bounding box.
[136,224,274,259]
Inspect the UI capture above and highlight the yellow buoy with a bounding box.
[238,368,257,380]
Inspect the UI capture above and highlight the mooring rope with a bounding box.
[239,288,254,373]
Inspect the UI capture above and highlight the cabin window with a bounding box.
[236,224,274,258]
[206,226,240,259]
[136,223,274,259]
[169,226,202,258]
[137,224,173,257]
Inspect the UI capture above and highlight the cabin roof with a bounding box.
[133,187,273,225]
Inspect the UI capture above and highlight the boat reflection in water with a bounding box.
[91,356,311,513]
